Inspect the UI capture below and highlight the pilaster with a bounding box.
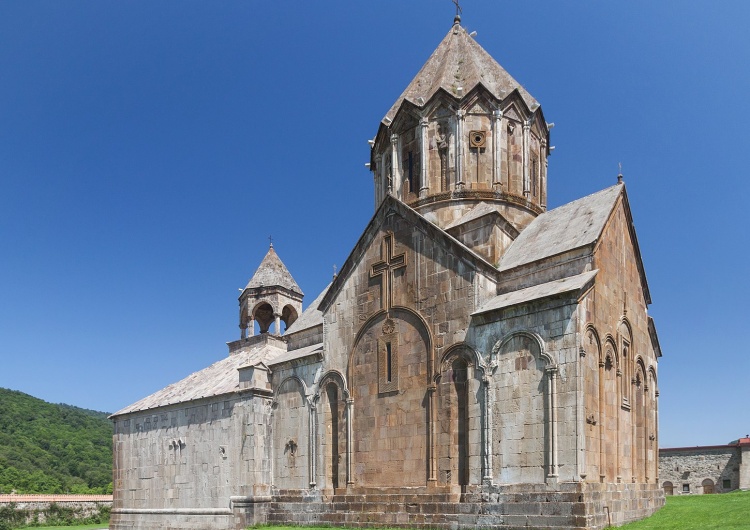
[455,109,465,190]
[492,109,503,191]
[390,134,399,196]
[419,118,429,198]
[522,119,531,198]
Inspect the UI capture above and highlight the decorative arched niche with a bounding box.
[618,318,633,408]
[582,325,602,482]
[434,344,485,487]
[601,335,619,481]
[490,331,559,483]
[271,377,309,490]
[312,370,349,491]
[346,308,433,487]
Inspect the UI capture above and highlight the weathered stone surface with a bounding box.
[658,437,750,495]
[109,16,664,530]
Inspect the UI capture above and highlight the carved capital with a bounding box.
[390,133,399,145]
[419,117,429,128]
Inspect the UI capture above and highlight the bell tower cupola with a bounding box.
[239,244,303,338]
[370,18,551,249]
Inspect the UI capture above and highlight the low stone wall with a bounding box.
[659,445,743,494]
[0,495,112,528]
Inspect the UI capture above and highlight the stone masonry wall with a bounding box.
[468,295,581,484]
[110,394,272,530]
[659,446,741,494]
[582,196,659,485]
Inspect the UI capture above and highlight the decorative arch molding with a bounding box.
[603,335,619,369]
[435,342,492,483]
[647,366,658,394]
[618,317,634,408]
[490,330,556,371]
[489,330,559,482]
[312,370,350,403]
[584,324,602,360]
[272,376,309,408]
[635,357,647,382]
[617,316,633,340]
[345,306,433,487]
[347,306,435,384]
[436,343,486,382]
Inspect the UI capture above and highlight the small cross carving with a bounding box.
[370,232,406,314]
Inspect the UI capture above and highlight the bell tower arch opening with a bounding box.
[238,243,303,337]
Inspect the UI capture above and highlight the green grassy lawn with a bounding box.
[617,489,750,529]
[19,525,108,530]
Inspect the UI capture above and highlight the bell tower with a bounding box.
[370,17,551,263]
[238,244,303,338]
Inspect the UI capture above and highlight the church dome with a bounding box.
[383,21,539,124]
[370,19,551,242]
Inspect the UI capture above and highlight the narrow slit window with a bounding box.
[408,151,414,192]
[386,342,392,382]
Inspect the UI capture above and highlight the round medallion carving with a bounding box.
[382,318,395,335]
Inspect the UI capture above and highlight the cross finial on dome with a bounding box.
[268,235,273,248]
[452,0,462,24]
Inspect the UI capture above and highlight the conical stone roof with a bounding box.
[244,245,303,295]
[384,20,539,123]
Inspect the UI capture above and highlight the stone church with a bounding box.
[110,17,665,530]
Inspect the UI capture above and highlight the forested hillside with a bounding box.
[0,388,113,494]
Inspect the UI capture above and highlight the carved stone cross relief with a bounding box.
[369,232,406,316]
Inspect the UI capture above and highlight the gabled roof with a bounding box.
[111,340,286,417]
[268,342,324,367]
[319,195,500,312]
[473,270,598,316]
[498,184,623,272]
[284,283,330,335]
[445,201,520,238]
[244,244,302,295]
[384,22,538,123]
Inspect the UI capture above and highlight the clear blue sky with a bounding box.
[1,1,747,448]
